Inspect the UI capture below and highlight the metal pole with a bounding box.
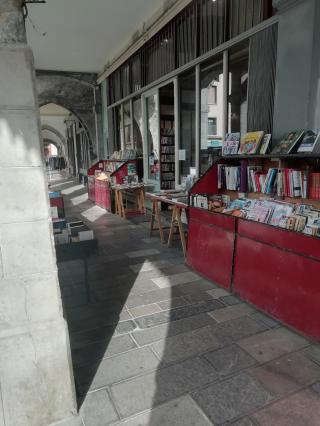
[222,50,229,137]
[195,64,200,178]
[174,77,180,187]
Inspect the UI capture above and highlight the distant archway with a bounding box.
[35,71,101,160]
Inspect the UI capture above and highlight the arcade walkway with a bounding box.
[53,173,320,426]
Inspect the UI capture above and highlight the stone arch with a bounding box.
[35,71,101,160]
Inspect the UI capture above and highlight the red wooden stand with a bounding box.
[187,207,236,289]
[187,161,320,340]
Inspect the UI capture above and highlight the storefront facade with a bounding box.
[99,0,320,185]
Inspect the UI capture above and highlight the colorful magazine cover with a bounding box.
[269,203,294,227]
[222,133,240,155]
[259,134,272,154]
[238,131,264,155]
[297,130,320,153]
[271,130,304,155]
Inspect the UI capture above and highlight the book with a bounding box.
[259,134,272,154]
[238,131,264,155]
[271,130,304,154]
[222,133,240,155]
[297,130,320,153]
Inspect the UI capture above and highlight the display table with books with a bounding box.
[187,131,320,340]
[87,158,142,211]
[147,191,188,256]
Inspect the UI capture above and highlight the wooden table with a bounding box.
[146,192,188,256]
[114,185,146,219]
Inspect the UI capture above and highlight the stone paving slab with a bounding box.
[134,299,224,329]
[77,347,160,391]
[208,303,254,323]
[72,334,137,368]
[131,313,216,346]
[115,395,212,426]
[152,271,201,288]
[192,373,274,424]
[252,388,320,426]
[111,356,219,419]
[203,344,257,377]
[247,351,320,398]
[80,389,119,426]
[151,324,223,364]
[238,327,310,363]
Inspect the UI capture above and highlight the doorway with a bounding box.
[142,79,177,192]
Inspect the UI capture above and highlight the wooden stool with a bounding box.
[150,199,166,243]
[167,205,187,257]
[115,187,146,219]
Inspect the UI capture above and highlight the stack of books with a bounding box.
[217,165,240,191]
[222,198,320,237]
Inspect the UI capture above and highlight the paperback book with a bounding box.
[259,134,272,154]
[271,130,304,155]
[297,130,320,153]
[238,131,264,155]
[222,133,240,155]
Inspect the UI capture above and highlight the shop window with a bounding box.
[228,42,249,134]
[146,93,160,181]
[113,105,122,151]
[207,85,217,105]
[133,97,143,153]
[179,71,196,183]
[200,54,224,175]
[208,117,217,135]
[247,24,277,133]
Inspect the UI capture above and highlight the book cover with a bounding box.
[271,130,304,155]
[222,133,240,155]
[297,130,318,153]
[259,134,272,154]
[269,204,294,227]
[238,131,264,155]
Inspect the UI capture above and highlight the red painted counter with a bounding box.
[233,219,320,340]
[187,207,236,290]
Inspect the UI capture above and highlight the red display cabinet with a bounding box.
[187,207,236,289]
[233,219,320,340]
[187,155,320,340]
[91,159,139,212]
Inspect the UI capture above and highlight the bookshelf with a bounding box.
[160,115,175,191]
[187,153,320,341]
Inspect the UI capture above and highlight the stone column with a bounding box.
[0,1,78,425]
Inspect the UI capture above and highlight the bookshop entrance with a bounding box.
[142,80,178,193]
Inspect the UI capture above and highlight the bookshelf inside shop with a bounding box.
[187,151,320,341]
[160,115,175,191]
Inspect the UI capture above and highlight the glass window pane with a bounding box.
[123,101,132,149]
[179,71,196,183]
[133,97,143,153]
[113,105,122,151]
[146,94,160,181]
[200,55,224,176]
[228,43,249,134]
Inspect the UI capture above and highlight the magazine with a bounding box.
[259,134,272,154]
[222,133,240,155]
[238,131,264,155]
[271,130,304,155]
[297,130,320,153]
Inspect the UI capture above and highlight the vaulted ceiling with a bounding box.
[26,0,170,73]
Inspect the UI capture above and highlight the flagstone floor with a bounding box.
[51,172,320,426]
